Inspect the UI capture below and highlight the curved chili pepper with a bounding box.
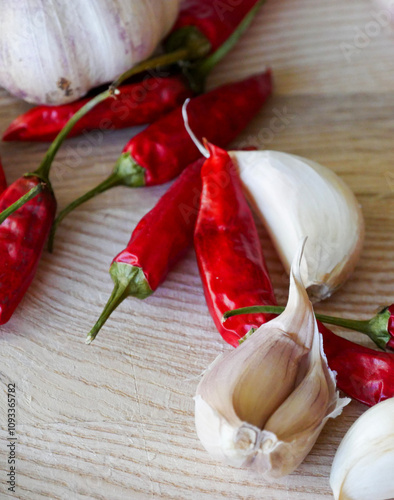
[0,90,114,324]
[86,157,204,343]
[48,70,273,250]
[170,0,263,52]
[194,142,276,347]
[3,76,193,143]
[317,322,394,407]
[0,176,56,324]
[0,158,6,193]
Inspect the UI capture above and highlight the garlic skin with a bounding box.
[195,240,349,477]
[229,150,364,302]
[0,0,180,105]
[330,398,394,500]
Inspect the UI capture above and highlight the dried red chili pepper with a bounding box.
[48,70,272,251]
[0,89,113,324]
[3,76,193,142]
[194,142,276,347]
[223,304,394,405]
[86,157,204,343]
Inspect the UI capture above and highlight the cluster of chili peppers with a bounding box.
[1,0,393,411]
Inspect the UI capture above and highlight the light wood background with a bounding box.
[1,0,394,498]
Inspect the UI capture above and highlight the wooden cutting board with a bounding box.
[1,0,394,498]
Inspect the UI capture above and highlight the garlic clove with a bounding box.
[195,239,349,476]
[229,150,364,302]
[330,398,394,500]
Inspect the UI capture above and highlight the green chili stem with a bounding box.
[34,90,113,182]
[110,48,191,92]
[86,280,129,345]
[47,173,122,253]
[192,0,267,82]
[0,183,43,224]
[223,305,391,350]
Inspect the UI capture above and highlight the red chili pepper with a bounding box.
[0,158,6,193]
[0,90,114,324]
[3,76,193,142]
[86,157,204,343]
[0,176,56,324]
[170,0,263,52]
[48,70,272,250]
[317,322,394,407]
[194,142,276,347]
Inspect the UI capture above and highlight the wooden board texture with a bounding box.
[1,0,394,498]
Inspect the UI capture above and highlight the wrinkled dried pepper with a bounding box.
[194,142,276,347]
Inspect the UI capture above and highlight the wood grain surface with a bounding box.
[1,0,394,498]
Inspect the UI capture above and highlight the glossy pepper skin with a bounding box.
[194,143,276,347]
[171,0,262,52]
[125,71,272,186]
[317,322,394,407]
[0,176,56,324]
[3,76,193,142]
[87,158,204,343]
[387,305,394,349]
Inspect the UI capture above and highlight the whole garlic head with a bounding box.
[195,240,349,477]
[0,0,181,104]
[229,150,365,302]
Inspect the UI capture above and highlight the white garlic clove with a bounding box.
[229,150,364,302]
[194,240,349,476]
[330,398,394,500]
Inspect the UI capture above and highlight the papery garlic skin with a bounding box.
[195,240,349,477]
[330,398,394,500]
[0,0,180,104]
[229,150,364,302]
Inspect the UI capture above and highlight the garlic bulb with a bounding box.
[0,0,180,104]
[229,150,364,301]
[195,240,349,477]
[330,398,394,500]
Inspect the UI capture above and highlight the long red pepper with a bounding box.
[194,142,276,347]
[0,87,117,324]
[2,76,193,142]
[317,322,394,407]
[48,70,272,250]
[86,157,204,343]
[3,0,266,143]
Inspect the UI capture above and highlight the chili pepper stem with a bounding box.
[48,153,145,252]
[223,305,391,350]
[188,0,267,91]
[87,263,152,344]
[0,182,43,224]
[34,90,114,183]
